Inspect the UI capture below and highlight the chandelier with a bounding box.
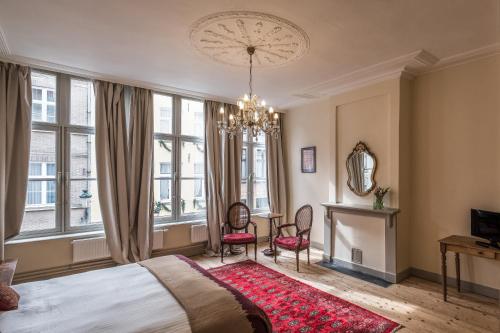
[218,46,280,138]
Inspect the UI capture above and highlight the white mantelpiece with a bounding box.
[322,203,400,283]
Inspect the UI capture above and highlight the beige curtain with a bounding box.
[128,87,154,261]
[95,81,131,264]
[0,62,31,260]
[204,101,242,254]
[266,115,288,224]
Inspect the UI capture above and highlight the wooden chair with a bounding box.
[274,204,313,271]
[220,202,258,263]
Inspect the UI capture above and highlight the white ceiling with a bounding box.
[0,0,498,108]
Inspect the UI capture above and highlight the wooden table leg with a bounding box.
[440,243,447,302]
[455,252,460,292]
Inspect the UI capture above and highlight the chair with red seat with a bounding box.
[220,202,257,263]
[274,204,313,271]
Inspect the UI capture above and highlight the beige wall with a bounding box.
[286,55,500,289]
[286,78,411,273]
[7,217,270,275]
[411,55,500,289]
[285,98,331,247]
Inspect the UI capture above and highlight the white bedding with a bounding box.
[0,263,191,333]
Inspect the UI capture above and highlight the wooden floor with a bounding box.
[192,245,500,333]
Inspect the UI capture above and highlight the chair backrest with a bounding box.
[295,204,313,238]
[226,202,251,231]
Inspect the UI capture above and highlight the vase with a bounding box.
[373,197,384,210]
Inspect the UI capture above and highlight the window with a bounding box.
[153,95,205,223]
[241,131,269,211]
[21,71,102,236]
[31,73,56,123]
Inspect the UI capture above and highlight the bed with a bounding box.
[0,255,271,333]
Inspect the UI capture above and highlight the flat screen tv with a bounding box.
[471,209,500,248]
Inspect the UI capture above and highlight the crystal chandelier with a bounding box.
[218,46,280,138]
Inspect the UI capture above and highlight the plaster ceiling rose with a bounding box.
[190,11,310,67]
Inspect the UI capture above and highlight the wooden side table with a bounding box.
[255,212,283,256]
[438,235,500,301]
[0,259,18,286]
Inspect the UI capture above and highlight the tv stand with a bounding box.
[439,235,500,302]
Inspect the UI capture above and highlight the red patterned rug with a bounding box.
[208,260,401,333]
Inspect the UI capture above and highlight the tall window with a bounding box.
[153,95,205,223]
[241,131,269,211]
[21,72,102,236]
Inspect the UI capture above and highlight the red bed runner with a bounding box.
[208,260,401,333]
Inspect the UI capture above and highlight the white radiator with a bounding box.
[72,230,165,263]
[191,224,208,243]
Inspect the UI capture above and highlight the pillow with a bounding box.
[0,283,19,311]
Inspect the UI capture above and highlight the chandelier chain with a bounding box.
[249,52,253,97]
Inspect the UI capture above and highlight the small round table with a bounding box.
[256,212,283,256]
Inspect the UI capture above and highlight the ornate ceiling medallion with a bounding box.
[190,11,309,67]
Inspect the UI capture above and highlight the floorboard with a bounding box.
[192,245,500,333]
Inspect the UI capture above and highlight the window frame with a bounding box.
[20,71,104,238]
[242,133,269,212]
[153,94,206,225]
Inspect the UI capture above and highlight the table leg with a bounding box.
[440,243,447,302]
[262,218,275,256]
[455,252,460,292]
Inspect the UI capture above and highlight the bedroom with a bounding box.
[0,0,499,332]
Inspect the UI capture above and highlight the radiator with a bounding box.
[72,230,165,263]
[191,224,208,243]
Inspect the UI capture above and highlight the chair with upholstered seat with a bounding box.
[220,202,258,262]
[274,204,313,271]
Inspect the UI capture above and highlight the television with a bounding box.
[471,209,500,248]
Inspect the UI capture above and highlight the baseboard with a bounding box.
[323,257,395,283]
[13,243,207,284]
[410,267,499,300]
[311,241,323,250]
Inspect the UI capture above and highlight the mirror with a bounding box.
[346,142,377,196]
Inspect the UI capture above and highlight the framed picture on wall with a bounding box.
[301,146,316,173]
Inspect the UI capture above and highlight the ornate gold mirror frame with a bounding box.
[346,141,377,196]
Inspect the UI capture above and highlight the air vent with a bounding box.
[351,248,362,264]
[291,93,320,99]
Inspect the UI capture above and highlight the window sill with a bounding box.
[7,219,207,245]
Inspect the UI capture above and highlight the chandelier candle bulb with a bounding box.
[269,107,274,114]
[274,113,279,120]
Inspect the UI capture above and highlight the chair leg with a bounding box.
[254,241,257,261]
[296,251,299,272]
[274,243,277,263]
[221,243,224,263]
[246,244,248,256]
[307,247,310,265]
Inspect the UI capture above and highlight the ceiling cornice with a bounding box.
[420,43,500,74]
[284,43,500,109]
[284,49,438,108]
[0,23,10,56]
[0,54,234,105]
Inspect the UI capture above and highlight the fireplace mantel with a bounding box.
[322,202,401,283]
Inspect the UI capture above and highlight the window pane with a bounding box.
[253,180,268,210]
[253,146,268,210]
[181,99,204,137]
[22,130,57,232]
[154,139,173,177]
[154,94,173,134]
[70,79,95,127]
[180,179,205,215]
[31,72,56,123]
[253,131,265,143]
[181,141,204,177]
[69,180,102,227]
[154,179,172,218]
[70,133,97,178]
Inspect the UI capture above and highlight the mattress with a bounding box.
[0,263,191,333]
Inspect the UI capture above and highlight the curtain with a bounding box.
[128,87,154,261]
[94,81,131,264]
[0,62,31,260]
[204,101,242,254]
[266,114,288,225]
